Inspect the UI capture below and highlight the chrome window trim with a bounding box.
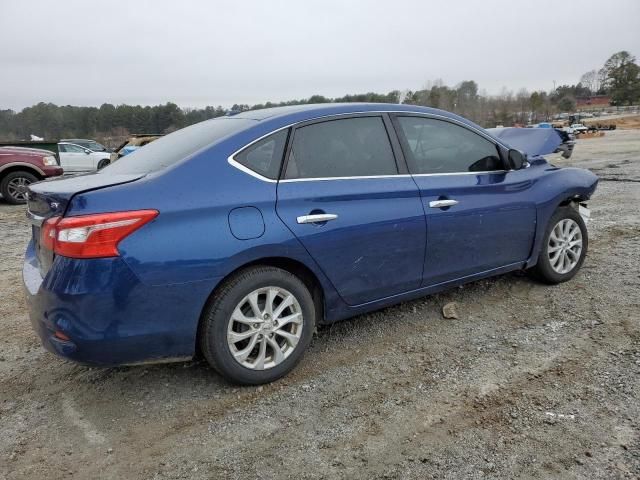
[412,169,507,177]
[279,174,412,183]
[228,157,278,183]
[278,170,507,183]
[226,110,511,183]
[227,124,293,183]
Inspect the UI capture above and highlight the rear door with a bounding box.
[276,115,426,306]
[391,115,537,286]
[58,143,88,173]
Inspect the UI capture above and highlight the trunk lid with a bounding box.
[27,173,144,276]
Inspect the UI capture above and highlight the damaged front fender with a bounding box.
[487,127,575,159]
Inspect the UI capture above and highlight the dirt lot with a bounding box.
[1,131,639,480]
[584,114,640,130]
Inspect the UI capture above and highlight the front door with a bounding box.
[391,115,537,286]
[58,143,89,173]
[276,115,426,306]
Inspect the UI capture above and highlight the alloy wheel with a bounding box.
[548,218,583,274]
[227,286,304,370]
[6,176,32,202]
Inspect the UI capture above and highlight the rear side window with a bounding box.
[284,117,397,179]
[101,118,256,175]
[396,117,503,174]
[234,129,288,180]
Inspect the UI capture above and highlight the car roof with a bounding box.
[232,102,462,122]
[60,138,102,144]
[224,103,492,143]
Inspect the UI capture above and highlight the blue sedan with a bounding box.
[23,104,598,384]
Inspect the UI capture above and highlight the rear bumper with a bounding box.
[23,241,218,366]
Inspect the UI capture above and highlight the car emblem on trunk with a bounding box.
[50,202,60,209]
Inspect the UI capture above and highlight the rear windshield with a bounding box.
[101,118,255,175]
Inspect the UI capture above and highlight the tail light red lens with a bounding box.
[41,216,60,251]
[40,210,158,259]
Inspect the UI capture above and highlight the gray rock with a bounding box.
[442,302,459,319]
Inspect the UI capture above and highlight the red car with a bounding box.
[0,147,63,204]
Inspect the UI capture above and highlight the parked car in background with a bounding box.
[0,146,62,204]
[571,123,589,134]
[110,134,162,163]
[58,142,111,173]
[60,139,110,153]
[24,104,597,384]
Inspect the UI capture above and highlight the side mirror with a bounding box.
[508,149,528,170]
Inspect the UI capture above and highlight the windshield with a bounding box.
[86,141,106,151]
[100,118,255,175]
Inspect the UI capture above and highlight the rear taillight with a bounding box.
[40,210,158,259]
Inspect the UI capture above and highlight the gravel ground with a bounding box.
[1,131,639,479]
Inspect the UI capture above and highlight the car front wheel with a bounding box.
[1,171,38,205]
[531,206,588,284]
[199,266,315,385]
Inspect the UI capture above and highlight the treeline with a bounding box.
[1,51,638,143]
[0,92,398,143]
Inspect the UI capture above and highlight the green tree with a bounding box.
[456,81,478,117]
[529,92,543,112]
[557,96,576,112]
[602,51,640,105]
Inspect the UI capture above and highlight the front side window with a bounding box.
[234,129,288,180]
[284,117,397,179]
[396,117,503,174]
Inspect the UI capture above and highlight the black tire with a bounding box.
[199,266,315,385]
[97,159,110,170]
[531,206,588,284]
[0,171,38,205]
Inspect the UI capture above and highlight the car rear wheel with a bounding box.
[199,266,315,385]
[531,206,588,284]
[1,171,38,205]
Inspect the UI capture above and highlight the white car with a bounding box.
[571,124,589,134]
[58,142,111,173]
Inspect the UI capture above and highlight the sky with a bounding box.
[1,0,639,111]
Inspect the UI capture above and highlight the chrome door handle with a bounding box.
[429,199,459,208]
[296,213,338,224]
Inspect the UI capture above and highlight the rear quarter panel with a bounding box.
[64,129,343,320]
